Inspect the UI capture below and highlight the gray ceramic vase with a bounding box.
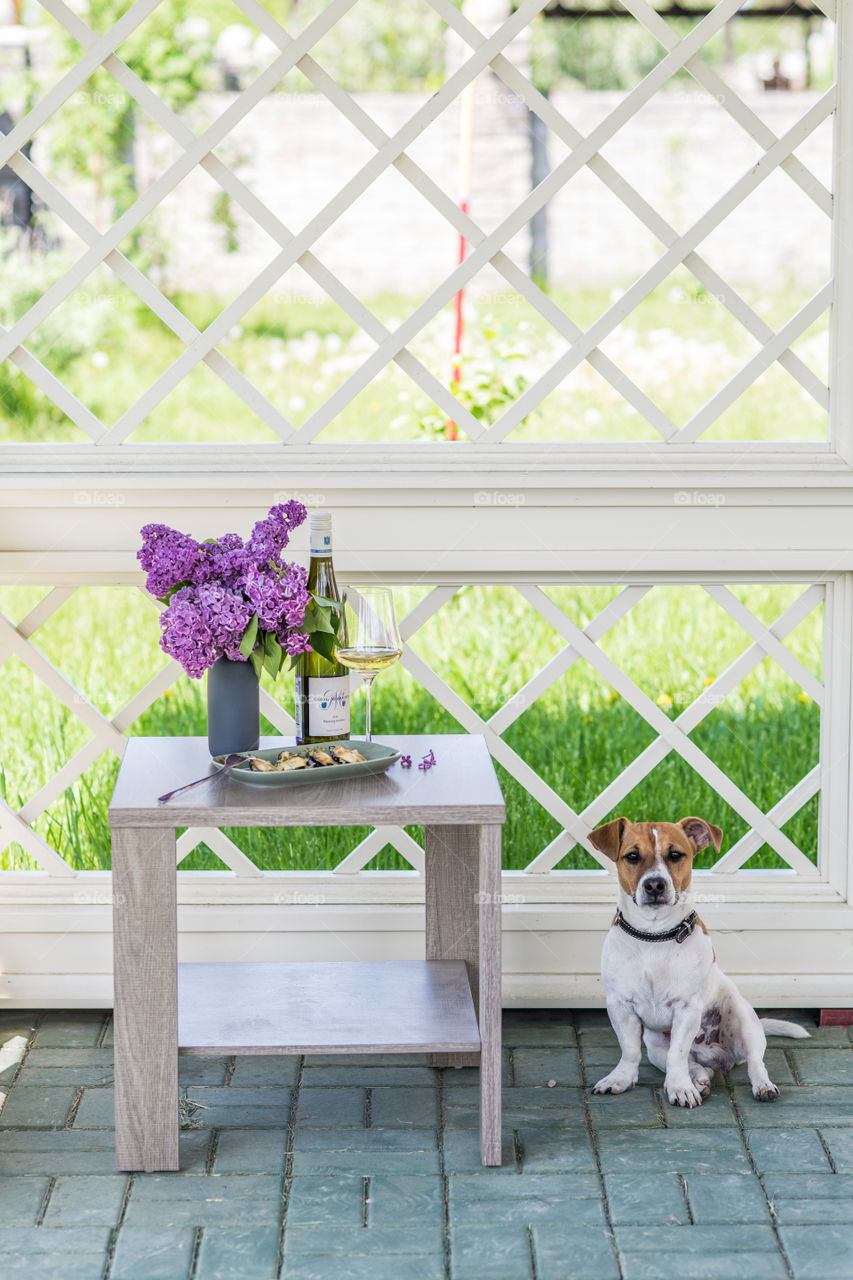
[207,656,260,757]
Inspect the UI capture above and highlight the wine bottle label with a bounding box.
[310,530,332,556]
[305,675,350,735]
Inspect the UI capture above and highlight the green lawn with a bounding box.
[0,271,828,444]
[0,581,821,874]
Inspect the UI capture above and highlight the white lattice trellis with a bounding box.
[0,0,837,446]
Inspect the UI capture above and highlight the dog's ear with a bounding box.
[679,816,723,854]
[588,817,629,862]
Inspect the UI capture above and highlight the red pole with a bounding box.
[446,4,477,441]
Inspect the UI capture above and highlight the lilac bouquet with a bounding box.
[138,502,337,680]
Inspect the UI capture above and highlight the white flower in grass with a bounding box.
[91,351,109,368]
[288,395,306,412]
[268,352,287,371]
[324,333,342,353]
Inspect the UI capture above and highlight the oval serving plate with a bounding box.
[213,740,401,787]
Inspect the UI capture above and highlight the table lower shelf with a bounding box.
[177,958,482,1056]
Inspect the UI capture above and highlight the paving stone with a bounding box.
[745,1127,832,1174]
[659,1090,738,1127]
[0,1085,77,1128]
[511,1048,583,1087]
[123,1195,280,1229]
[450,1172,604,1226]
[604,1172,688,1225]
[186,1084,294,1129]
[69,1087,114,1129]
[284,1224,444,1257]
[765,1174,853,1224]
[292,1128,439,1175]
[0,1252,107,1279]
[111,1225,194,1279]
[683,1173,770,1224]
[369,1087,439,1129]
[195,1226,281,1279]
[302,1053,428,1067]
[788,1025,849,1047]
[213,1128,289,1174]
[20,1066,115,1088]
[284,1250,444,1280]
[34,1013,105,1048]
[0,1175,48,1225]
[790,1048,853,1085]
[586,1086,663,1128]
[515,1127,598,1174]
[445,1086,585,1130]
[230,1057,301,1087]
[132,1172,279,1201]
[286,1175,366,1227]
[302,1065,437,1088]
[296,1087,365,1129]
[725,1049,795,1087]
[177,1059,229,1086]
[733,1084,853,1126]
[579,1047,663,1087]
[778,1225,853,1278]
[532,1225,621,1280]
[0,1226,112,1254]
[441,1129,521,1175]
[187,1086,294,1107]
[503,1022,577,1048]
[615,1225,788,1279]
[43,1173,128,1225]
[367,1174,445,1227]
[596,1128,751,1175]
[443,1049,512,1088]
[449,1225,533,1280]
[24,1047,114,1067]
[820,1127,853,1170]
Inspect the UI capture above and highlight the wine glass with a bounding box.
[334,588,402,742]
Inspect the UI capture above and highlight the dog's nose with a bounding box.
[644,877,667,899]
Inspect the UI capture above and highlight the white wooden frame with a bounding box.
[1,0,852,1008]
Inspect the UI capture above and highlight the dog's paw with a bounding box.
[752,1081,780,1102]
[592,1068,637,1095]
[691,1071,712,1099]
[665,1078,704,1108]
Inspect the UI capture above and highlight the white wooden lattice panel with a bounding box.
[0,0,835,447]
[0,577,826,883]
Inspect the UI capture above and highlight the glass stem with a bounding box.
[362,672,377,742]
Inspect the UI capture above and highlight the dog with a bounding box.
[588,815,809,1108]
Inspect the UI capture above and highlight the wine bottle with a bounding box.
[295,511,351,744]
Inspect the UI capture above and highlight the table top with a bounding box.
[108,734,505,828]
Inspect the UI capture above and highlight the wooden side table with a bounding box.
[108,734,505,1171]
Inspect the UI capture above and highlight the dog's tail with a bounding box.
[760,1018,811,1039]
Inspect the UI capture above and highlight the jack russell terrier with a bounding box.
[588,815,809,1108]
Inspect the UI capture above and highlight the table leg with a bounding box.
[424,823,503,1166]
[112,826,179,1171]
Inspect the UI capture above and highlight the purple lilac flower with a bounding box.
[192,533,249,588]
[246,501,307,565]
[284,631,313,657]
[138,523,201,600]
[158,586,217,679]
[196,582,254,661]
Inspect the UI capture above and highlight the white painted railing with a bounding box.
[1,0,852,1006]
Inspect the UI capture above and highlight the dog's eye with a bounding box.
[667,849,685,861]
[623,850,641,863]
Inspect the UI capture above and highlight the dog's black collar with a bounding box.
[614,908,697,945]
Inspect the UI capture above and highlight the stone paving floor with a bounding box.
[0,1007,852,1279]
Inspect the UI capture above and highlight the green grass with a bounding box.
[0,582,821,874]
[0,274,828,444]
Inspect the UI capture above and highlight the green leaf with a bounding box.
[249,648,264,680]
[263,635,283,680]
[309,630,338,663]
[239,613,259,658]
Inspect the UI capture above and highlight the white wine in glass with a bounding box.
[334,588,402,741]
